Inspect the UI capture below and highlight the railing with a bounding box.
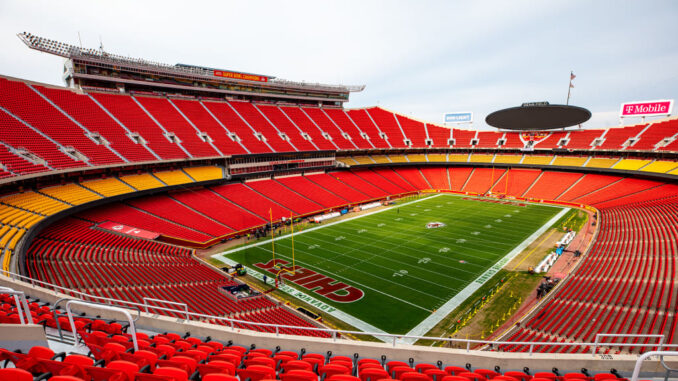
[594,334,666,354]
[3,270,678,355]
[51,297,141,343]
[0,286,33,324]
[630,351,678,381]
[65,300,139,351]
[143,297,188,319]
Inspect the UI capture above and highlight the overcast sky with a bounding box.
[1,0,676,130]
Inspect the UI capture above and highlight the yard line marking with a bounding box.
[399,206,570,344]
[213,193,565,335]
[256,245,435,311]
[214,194,442,256]
[260,241,455,300]
[215,256,391,342]
[306,229,485,277]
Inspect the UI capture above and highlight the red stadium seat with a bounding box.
[237,365,277,381]
[0,368,33,381]
[280,370,319,381]
[202,374,240,381]
[154,366,189,381]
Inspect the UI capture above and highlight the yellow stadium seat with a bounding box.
[427,154,447,162]
[337,157,358,166]
[81,177,135,197]
[612,159,652,171]
[119,173,165,190]
[371,155,391,164]
[585,158,619,168]
[639,161,678,173]
[184,166,223,182]
[448,154,469,163]
[353,156,376,165]
[0,227,18,247]
[669,168,678,176]
[7,231,22,251]
[407,154,427,162]
[387,155,408,163]
[154,170,194,186]
[552,156,588,167]
[16,213,42,229]
[522,156,554,165]
[469,154,494,163]
[494,155,523,164]
[0,191,69,216]
[40,184,101,205]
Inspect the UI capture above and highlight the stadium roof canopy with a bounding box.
[485,102,592,130]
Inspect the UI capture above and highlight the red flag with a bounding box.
[570,83,574,88]
[570,73,576,80]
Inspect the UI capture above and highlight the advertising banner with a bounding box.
[444,112,473,123]
[620,100,673,118]
[213,70,268,82]
[98,221,160,240]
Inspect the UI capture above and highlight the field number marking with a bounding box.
[456,238,467,243]
[418,257,431,264]
[471,231,480,235]
[393,269,409,277]
[357,229,367,234]
[308,244,320,250]
[377,223,385,227]
[335,236,345,241]
[495,219,502,223]
[438,247,450,253]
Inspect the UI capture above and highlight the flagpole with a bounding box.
[566,71,575,105]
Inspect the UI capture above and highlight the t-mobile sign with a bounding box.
[620,100,673,117]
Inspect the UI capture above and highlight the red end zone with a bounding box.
[254,259,364,303]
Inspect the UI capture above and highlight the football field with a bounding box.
[214,194,565,335]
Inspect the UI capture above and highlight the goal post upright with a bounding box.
[270,208,275,266]
[290,212,296,275]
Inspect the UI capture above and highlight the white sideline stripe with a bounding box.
[212,194,440,340]
[398,206,571,345]
[214,256,391,342]
[213,193,441,256]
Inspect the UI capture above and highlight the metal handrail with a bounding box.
[630,351,678,381]
[66,300,138,351]
[594,333,665,355]
[51,297,141,342]
[4,270,678,354]
[0,286,33,324]
[143,297,188,320]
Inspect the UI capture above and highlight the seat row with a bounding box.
[2,75,677,178]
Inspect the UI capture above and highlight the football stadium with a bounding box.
[0,2,676,380]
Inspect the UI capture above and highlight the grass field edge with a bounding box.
[212,193,441,257]
[398,206,571,344]
[214,254,391,342]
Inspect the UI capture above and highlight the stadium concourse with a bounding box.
[0,37,677,379]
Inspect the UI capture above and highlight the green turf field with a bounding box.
[214,194,563,334]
